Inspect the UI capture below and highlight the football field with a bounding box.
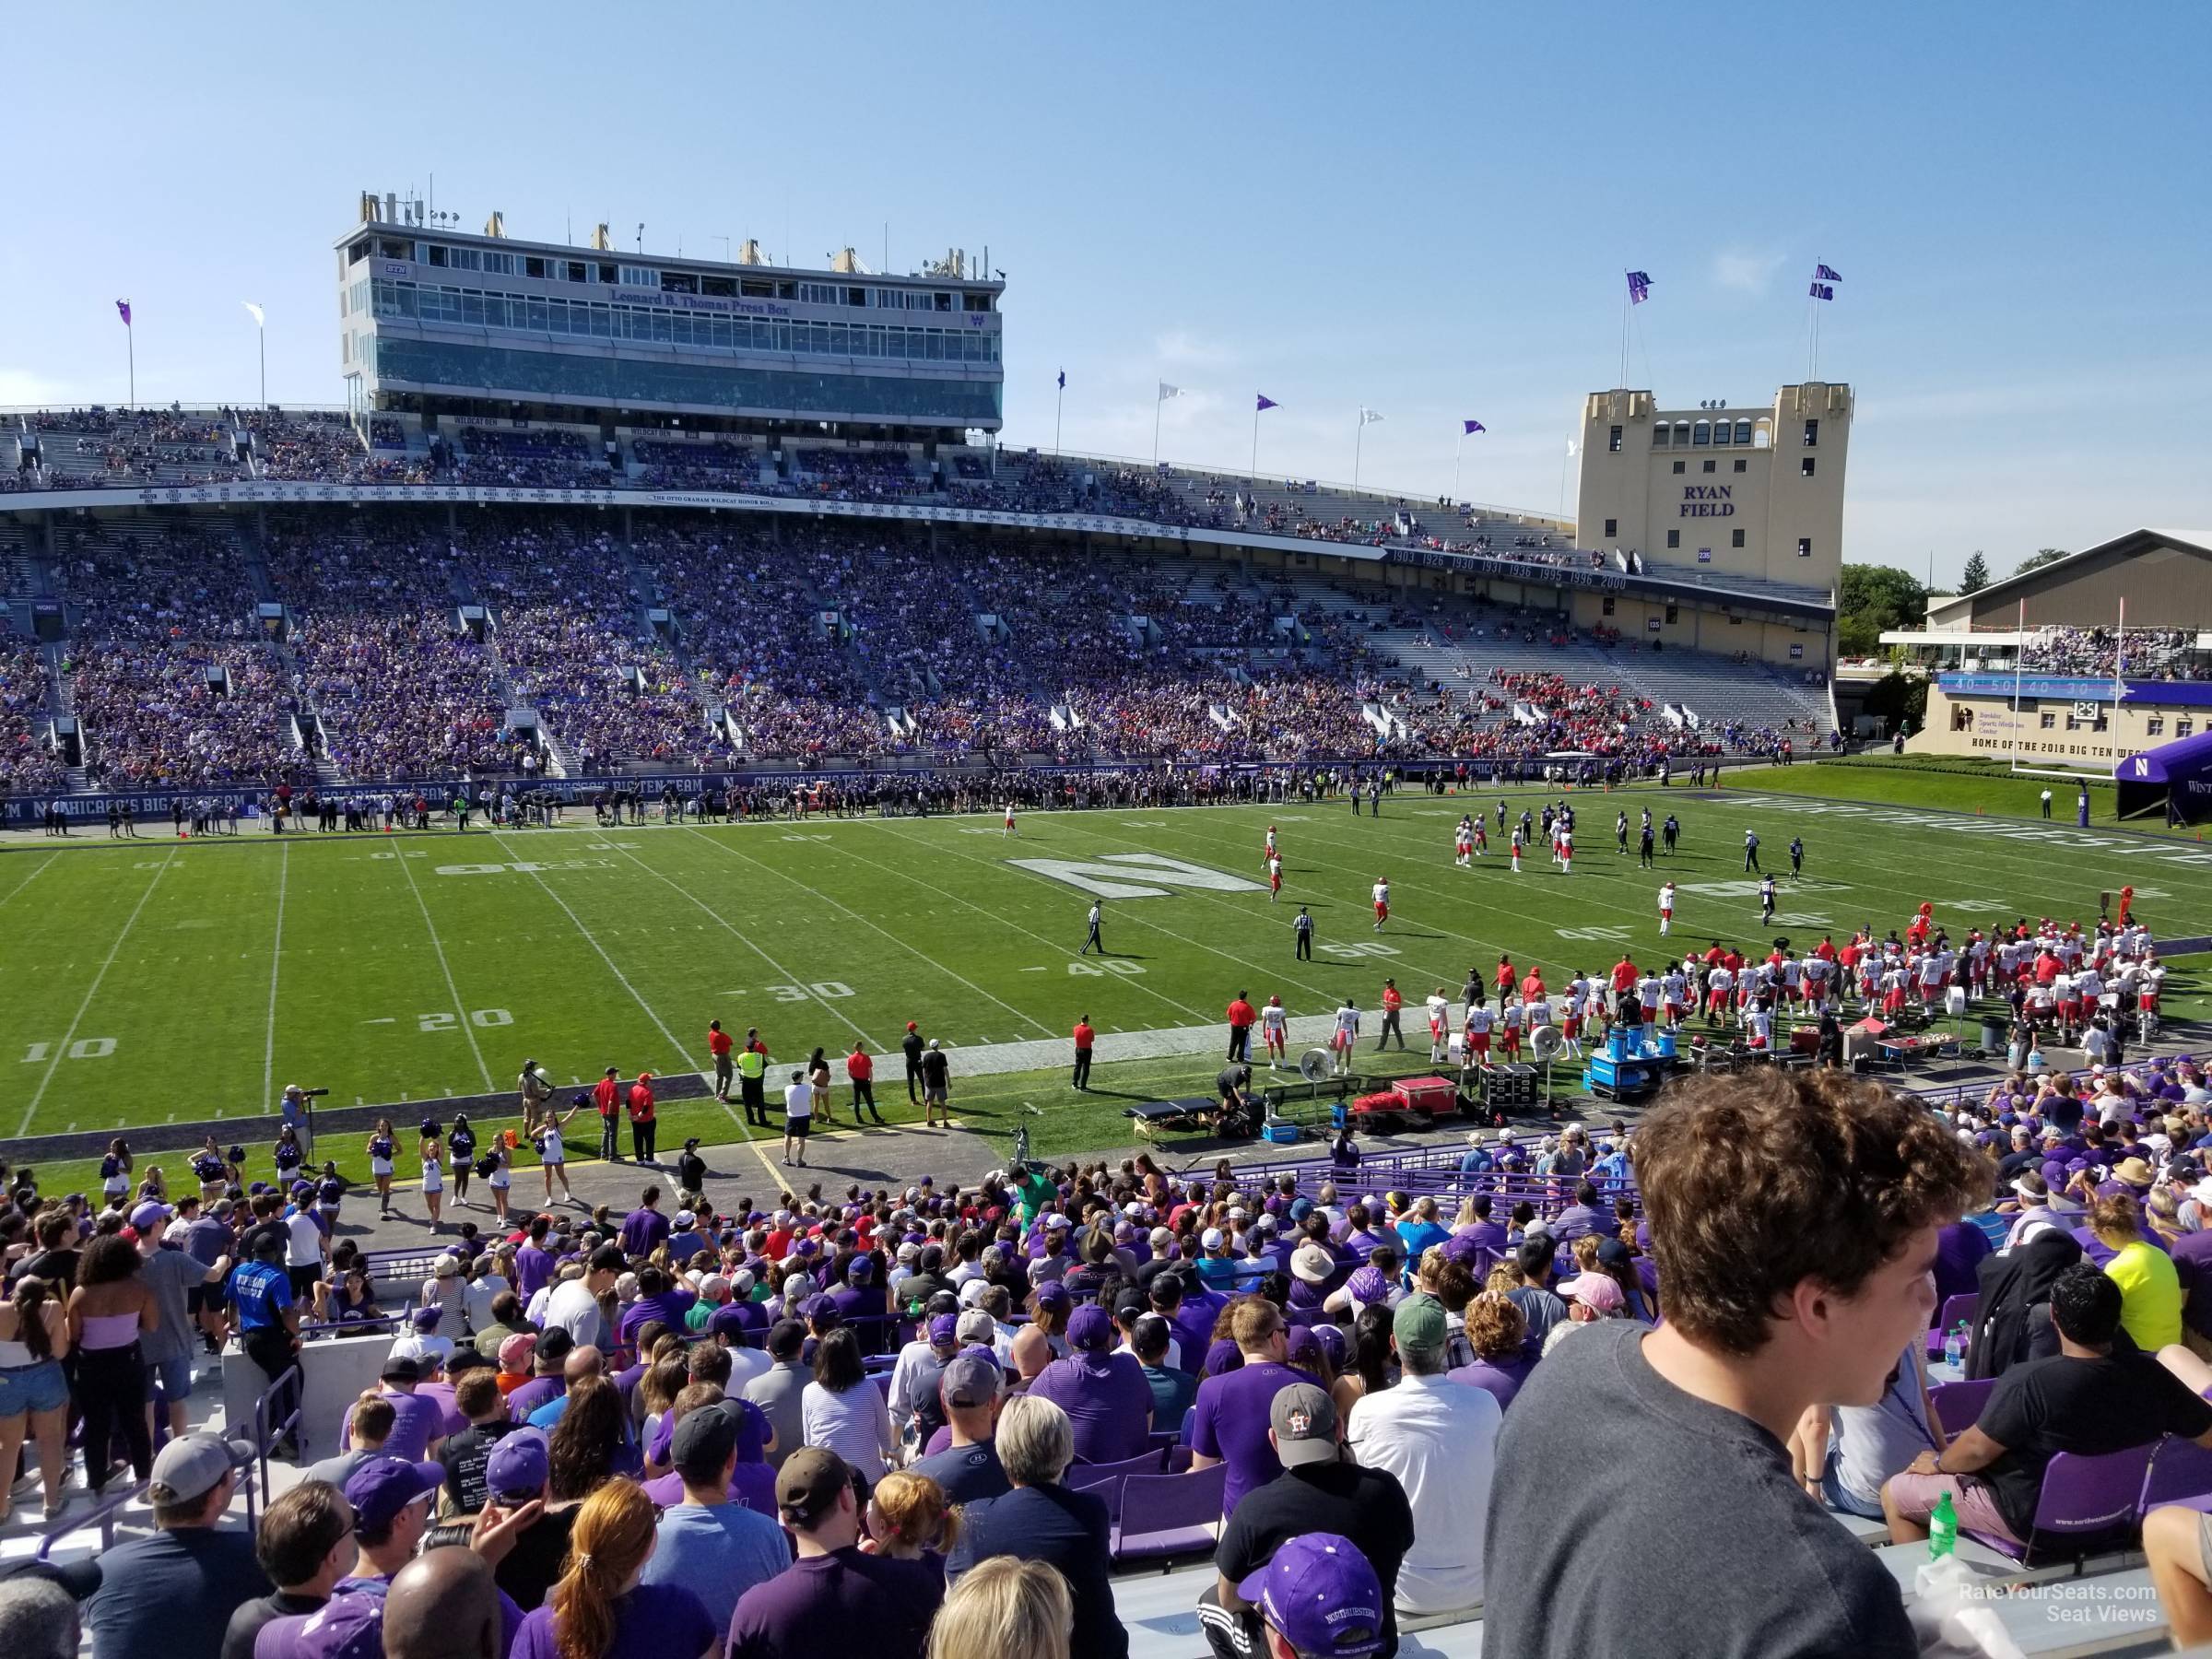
[3,778,2210,1168]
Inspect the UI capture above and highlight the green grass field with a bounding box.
[4,773,2211,1194]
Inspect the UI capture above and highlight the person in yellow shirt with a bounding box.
[2092,1193,2182,1353]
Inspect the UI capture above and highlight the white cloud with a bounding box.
[1153,329,1231,368]
[1712,247,1788,297]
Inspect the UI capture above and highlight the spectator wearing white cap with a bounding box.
[86,1431,265,1659]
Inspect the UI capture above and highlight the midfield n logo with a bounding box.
[1007,853,1267,900]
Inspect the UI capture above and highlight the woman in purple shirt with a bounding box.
[1447,1291,1537,1412]
[512,1477,714,1659]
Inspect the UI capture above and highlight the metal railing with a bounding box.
[253,1362,303,1494]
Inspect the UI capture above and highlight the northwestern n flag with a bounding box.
[1056,368,1065,391]
[1814,264,1842,283]
[1463,419,1486,435]
[115,299,132,327]
[1626,271,1652,305]
[1809,282,1835,301]
[1255,394,1278,412]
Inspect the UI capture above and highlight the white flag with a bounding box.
[241,300,265,327]
[1157,382,1183,402]
[1359,407,1385,426]
[1565,438,1579,457]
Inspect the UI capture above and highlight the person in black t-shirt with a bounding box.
[1883,1263,2212,1547]
[220,1480,354,1659]
[437,1371,520,1516]
[1197,1381,1413,1659]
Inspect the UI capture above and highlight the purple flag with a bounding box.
[1255,394,1278,412]
[1809,282,1834,301]
[1626,271,1652,305]
[115,299,132,327]
[1814,264,1842,283]
[1056,369,1065,390]
[1463,419,1486,435]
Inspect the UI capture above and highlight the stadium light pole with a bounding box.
[242,302,266,406]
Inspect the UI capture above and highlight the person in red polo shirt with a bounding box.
[1609,954,1639,1023]
[1226,992,1258,1064]
[1072,1015,1096,1090]
[1520,967,1547,1006]
[592,1067,623,1162]
[1377,979,1405,1051]
[627,1072,657,1164]
[708,1019,735,1101]
[1495,955,1516,998]
[846,1041,884,1125]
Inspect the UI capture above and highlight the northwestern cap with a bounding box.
[340,1457,444,1532]
[1238,1533,1387,1658]
[485,1429,548,1496]
[130,1200,173,1230]
[1065,1304,1113,1352]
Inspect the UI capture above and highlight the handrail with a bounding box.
[253,1362,303,1495]
[38,1449,260,1562]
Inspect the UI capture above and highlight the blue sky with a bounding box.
[6,4,2207,583]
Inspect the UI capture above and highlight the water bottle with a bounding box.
[1943,1324,1964,1370]
[1928,1489,1958,1560]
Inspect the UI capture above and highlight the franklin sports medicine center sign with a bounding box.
[1680,486,1735,519]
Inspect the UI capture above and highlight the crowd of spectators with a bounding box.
[0,644,67,793]
[2022,625,2212,682]
[34,1021,2212,1659]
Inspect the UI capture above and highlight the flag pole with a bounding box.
[1453,428,1464,506]
[1618,276,1630,390]
[126,322,135,409]
[1153,394,1162,467]
[1054,379,1064,459]
[258,320,266,406]
[1559,441,1570,522]
[1354,414,1364,488]
[1250,404,1259,484]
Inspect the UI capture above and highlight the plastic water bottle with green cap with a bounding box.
[1928,1488,1958,1559]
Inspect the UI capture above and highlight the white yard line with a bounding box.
[593,839,872,1047]
[828,825,1217,1026]
[394,841,496,1094]
[678,826,1058,1040]
[262,841,289,1108]
[18,848,177,1135]
[0,853,59,912]
[488,834,784,1187]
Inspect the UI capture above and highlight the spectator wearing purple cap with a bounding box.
[335,1457,447,1589]
[1198,1385,1411,1659]
[829,1254,888,1353]
[888,1311,961,1450]
[1026,1304,1155,1465]
[1240,1533,1392,1659]
[86,1430,266,1659]
[638,1401,792,1636]
[472,1430,574,1613]
[945,1395,1126,1659]
[1190,1300,1324,1518]
[727,1446,943,1659]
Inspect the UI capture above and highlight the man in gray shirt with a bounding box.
[134,1204,229,1441]
[1483,1068,1990,1659]
[741,1319,809,1469]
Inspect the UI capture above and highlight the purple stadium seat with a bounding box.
[1112,1465,1228,1564]
[1927,1294,1978,1359]
[1065,1449,1167,1524]
[1927,1378,1995,1439]
[1964,1444,2157,1566]
[2141,1435,2212,1514]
